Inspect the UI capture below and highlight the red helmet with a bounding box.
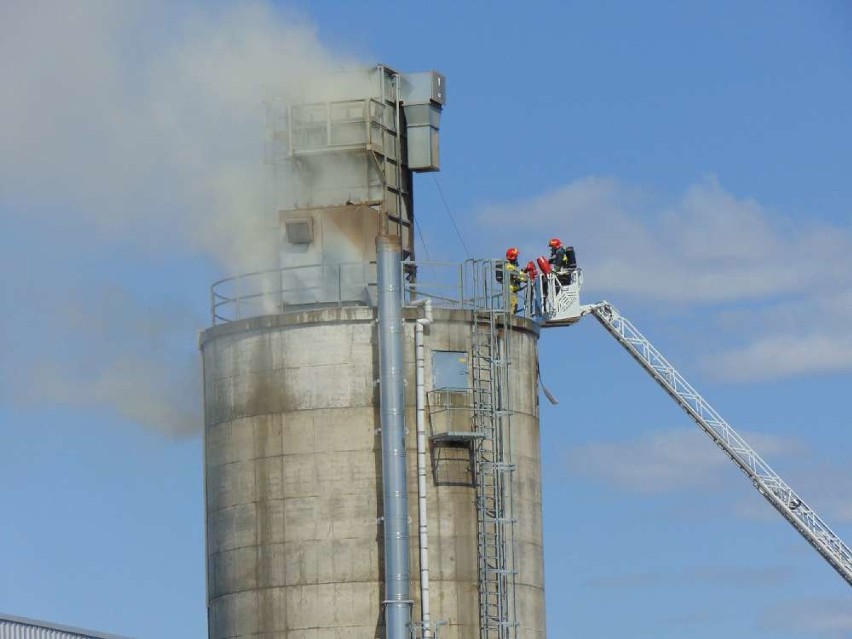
[548,237,562,249]
[506,247,519,260]
[524,261,538,276]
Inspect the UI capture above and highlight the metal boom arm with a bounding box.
[587,302,852,587]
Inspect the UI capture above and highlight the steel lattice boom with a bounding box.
[587,301,852,587]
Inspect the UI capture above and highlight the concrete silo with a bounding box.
[201,65,546,639]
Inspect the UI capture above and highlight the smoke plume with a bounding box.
[0,1,359,435]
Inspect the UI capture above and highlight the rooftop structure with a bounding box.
[0,614,132,639]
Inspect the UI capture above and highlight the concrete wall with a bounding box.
[201,306,544,639]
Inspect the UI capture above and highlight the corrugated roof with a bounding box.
[0,614,133,639]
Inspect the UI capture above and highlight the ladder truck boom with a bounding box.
[586,301,852,587]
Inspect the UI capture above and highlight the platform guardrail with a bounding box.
[210,259,545,325]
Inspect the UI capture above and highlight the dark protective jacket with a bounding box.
[550,246,577,270]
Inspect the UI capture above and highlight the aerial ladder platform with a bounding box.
[528,262,852,587]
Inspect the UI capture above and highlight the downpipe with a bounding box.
[376,235,412,639]
[411,298,433,638]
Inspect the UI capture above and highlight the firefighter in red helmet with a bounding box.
[496,247,526,312]
[523,260,541,316]
[548,237,578,284]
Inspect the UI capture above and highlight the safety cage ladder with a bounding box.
[469,260,519,639]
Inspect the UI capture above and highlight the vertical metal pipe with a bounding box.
[337,263,342,306]
[412,298,433,638]
[394,74,404,242]
[377,235,412,639]
[235,275,242,320]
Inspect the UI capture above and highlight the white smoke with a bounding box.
[0,1,361,435]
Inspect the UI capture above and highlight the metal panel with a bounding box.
[0,615,132,639]
[406,124,441,171]
[432,350,469,389]
[401,72,446,105]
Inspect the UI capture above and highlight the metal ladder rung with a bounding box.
[469,275,517,639]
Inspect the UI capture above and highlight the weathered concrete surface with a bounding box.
[201,307,545,639]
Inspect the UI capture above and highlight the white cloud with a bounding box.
[565,428,802,494]
[703,290,852,381]
[587,565,793,590]
[708,333,852,381]
[567,427,852,533]
[480,175,852,303]
[760,597,852,638]
[478,176,852,380]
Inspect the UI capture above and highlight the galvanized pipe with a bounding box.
[411,298,433,638]
[376,235,412,639]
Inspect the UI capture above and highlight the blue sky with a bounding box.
[1,1,851,637]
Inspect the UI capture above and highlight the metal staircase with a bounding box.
[469,261,518,639]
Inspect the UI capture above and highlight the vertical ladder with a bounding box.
[470,261,518,639]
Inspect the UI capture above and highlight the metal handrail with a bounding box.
[208,259,540,325]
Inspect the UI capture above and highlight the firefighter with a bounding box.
[496,247,526,312]
[548,238,578,284]
[523,260,540,316]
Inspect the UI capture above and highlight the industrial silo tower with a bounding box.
[201,65,547,639]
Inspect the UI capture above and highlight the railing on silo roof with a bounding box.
[210,259,532,325]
